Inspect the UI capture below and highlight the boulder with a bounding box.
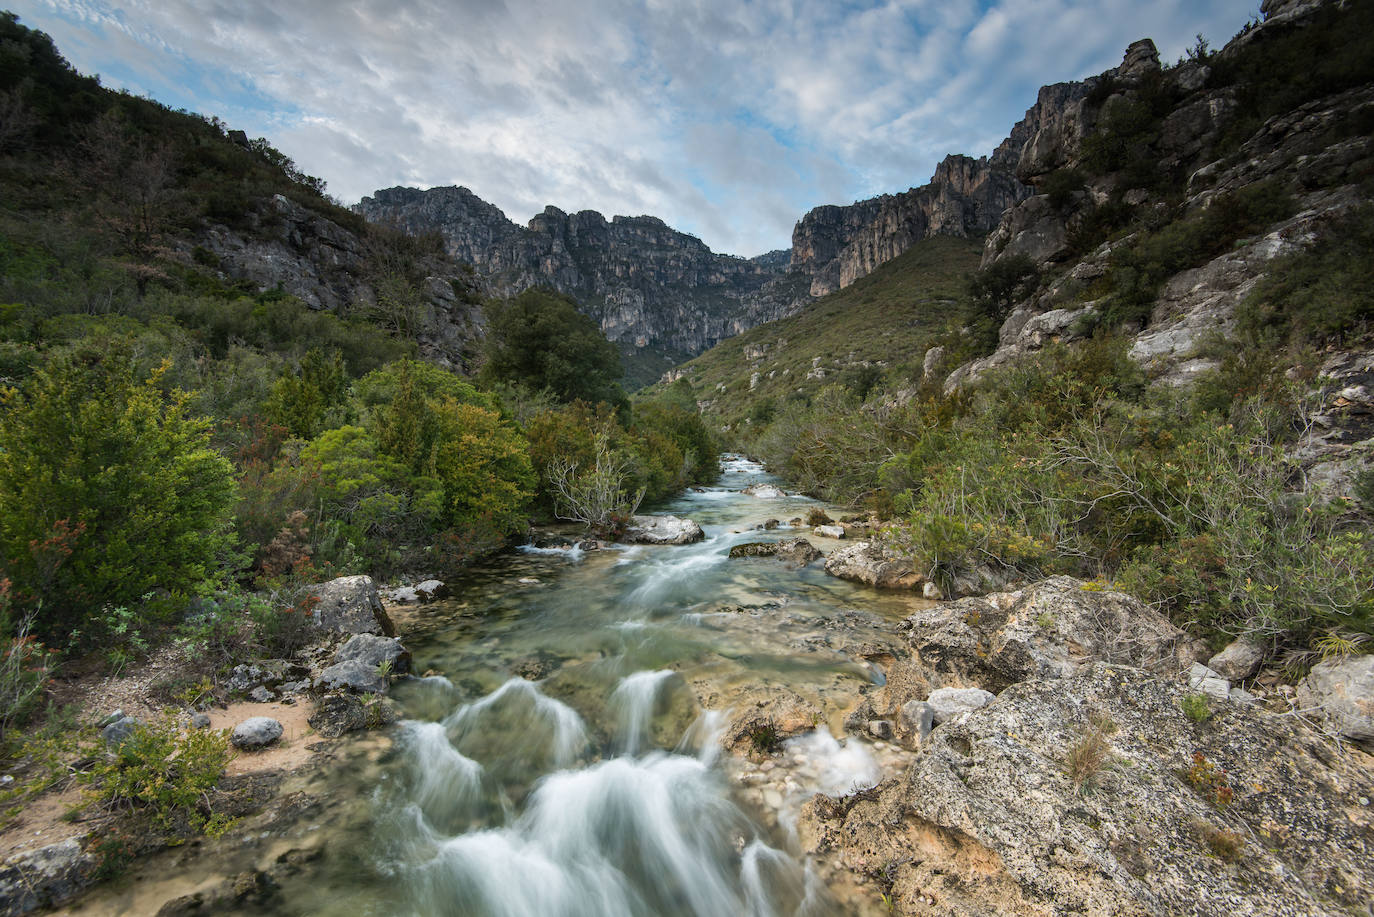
[1188,662,1232,702]
[190,713,212,729]
[623,515,705,545]
[800,664,1374,917]
[742,483,786,498]
[100,715,139,746]
[332,633,411,674]
[900,576,1185,692]
[389,586,421,604]
[896,700,935,749]
[823,541,921,589]
[925,686,995,723]
[1298,654,1374,743]
[319,659,388,694]
[308,693,399,738]
[309,575,395,636]
[0,839,93,914]
[727,538,822,566]
[812,524,845,539]
[231,717,283,750]
[1207,638,1266,682]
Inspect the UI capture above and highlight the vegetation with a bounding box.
[481,288,627,407]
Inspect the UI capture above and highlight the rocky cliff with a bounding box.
[358,187,792,359]
[790,150,1031,298]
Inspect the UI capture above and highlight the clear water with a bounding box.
[75,456,931,916]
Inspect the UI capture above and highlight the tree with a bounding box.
[479,288,625,406]
[0,346,237,645]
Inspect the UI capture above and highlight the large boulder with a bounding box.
[309,575,395,636]
[318,660,388,694]
[1298,654,1374,743]
[823,541,922,590]
[801,664,1374,917]
[623,515,705,545]
[899,576,1185,692]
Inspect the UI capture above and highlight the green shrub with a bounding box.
[0,346,238,647]
[1179,693,1211,724]
[480,288,626,406]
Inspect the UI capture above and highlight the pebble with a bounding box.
[763,789,783,809]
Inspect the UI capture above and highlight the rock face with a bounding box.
[790,153,1030,298]
[309,575,395,636]
[357,186,791,357]
[1298,654,1374,743]
[801,663,1374,917]
[623,515,705,545]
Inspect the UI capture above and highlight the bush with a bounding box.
[479,288,626,406]
[545,433,645,534]
[0,346,238,647]
[0,611,52,742]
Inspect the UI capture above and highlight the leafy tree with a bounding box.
[263,347,352,439]
[480,288,625,406]
[0,346,237,645]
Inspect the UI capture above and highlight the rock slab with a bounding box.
[1298,654,1374,742]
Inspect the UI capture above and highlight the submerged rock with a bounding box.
[623,514,705,545]
[309,575,395,636]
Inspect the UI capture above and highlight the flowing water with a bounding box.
[75,456,932,916]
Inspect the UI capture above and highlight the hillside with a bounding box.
[641,235,982,429]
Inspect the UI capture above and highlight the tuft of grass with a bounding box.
[1065,727,1112,794]
[1180,693,1211,724]
[747,722,781,755]
[1193,819,1245,863]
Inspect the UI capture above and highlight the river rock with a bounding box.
[1207,637,1266,681]
[800,663,1374,917]
[721,690,821,755]
[812,524,845,539]
[1297,654,1374,743]
[823,541,921,589]
[309,575,396,637]
[727,538,822,566]
[414,579,447,600]
[623,514,705,545]
[742,483,786,498]
[925,686,995,723]
[319,659,388,694]
[332,633,411,674]
[231,717,283,750]
[901,576,1185,692]
[0,838,94,914]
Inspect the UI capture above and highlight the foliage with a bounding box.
[1064,726,1111,794]
[0,612,51,741]
[81,717,234,835]
[1179,694,1211,724]
[0,346,238,645]
[263,347,352,439]
[546,434,645,534]
[1183,751,1233,807]
[966,253,1039,349]
[480,288,626,406]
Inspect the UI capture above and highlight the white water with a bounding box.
[610,670,678,756]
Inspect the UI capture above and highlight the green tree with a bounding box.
[0,347,237,645]
[480,288,625,406]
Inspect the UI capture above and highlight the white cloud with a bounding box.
[14,0,1258,255]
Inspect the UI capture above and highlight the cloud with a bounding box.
[15,0,1258,255]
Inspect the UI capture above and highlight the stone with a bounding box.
[100,715,139,746]
[389,586,421,604]
[309,575,395,636]
[248,686,276,704]
[922,581,943,601]
[925,686,995,723]
[231,716,283,751]
[762,519,780,530]
[0,838,93,914]
[866,720,895,740]
[1297,654,1374,742]
[897,700,935,749]
[812,524,845,539]
[721,690,822,755]
[823,541,922,590]
[1188,662,1232,702]
[623,514,705,545]
[921,345,947,381]
[728,538,822,566]
[319,660,388,694]
[332,633,411,674]
[1207,637,1266,681]
[414,579,447,600]
[800,664,1374,916]
[190,712,212,729]
[1118,38,1161,83]
[307,693,399,738]
[742,483,786,498]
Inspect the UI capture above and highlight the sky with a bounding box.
[11,0,1261,256]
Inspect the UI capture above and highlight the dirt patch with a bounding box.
[211,700,319,777]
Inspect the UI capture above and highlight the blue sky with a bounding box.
[10,0,1261,256]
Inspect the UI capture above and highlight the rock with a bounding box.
[800,664,1374,917]
[1188,662,1232,702]
[921,345,947,381]
[721,691,821,755]
[1298,654,1374,742]
[901,576,1185,692]
[308,693,398,738]
[922,581,943,601]
[623,514,705,545]
[389,586,421,604]
[866,720,894,740]
[190,713,212,729]
[1118,38,1161,83]
[812,524,845,539]
[762,519,780,530]
[728,538,821,566]
[230,717,283,751]
[897,700,935,749]
[823,541,922,589]
[309,575,395,637]
[319,659,388,694]
[742,483,786,498]
[248,686,276,704]
[97,709,125,728]
[0,838,93,914]
[925,686,995,723]
[1207,637,1266,681]
[100,715,139,746]
[332,633,411,674]
[414,579,447,600]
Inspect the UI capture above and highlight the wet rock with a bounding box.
[1298,654,1374,743]
[800,664,1374,917]
[333,633,411,675]
[727,538,822,567]
[319,659,388,694]
[623,514,705,545]
[310,575,395,637]
[812,524,845,539]
[100,715,139,746]
[721,690,821,755]
[925,686,995,723]
[901,576,1185,693]
[0,838,93,915]
[307,693,399,738]
[742,483,786,498]
[511,650,563,680]
[1207,637,1266,681]
[1188,662,1232,702]
[823,541,921,589]
[389,586,421,604]
[231,717,283,751]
